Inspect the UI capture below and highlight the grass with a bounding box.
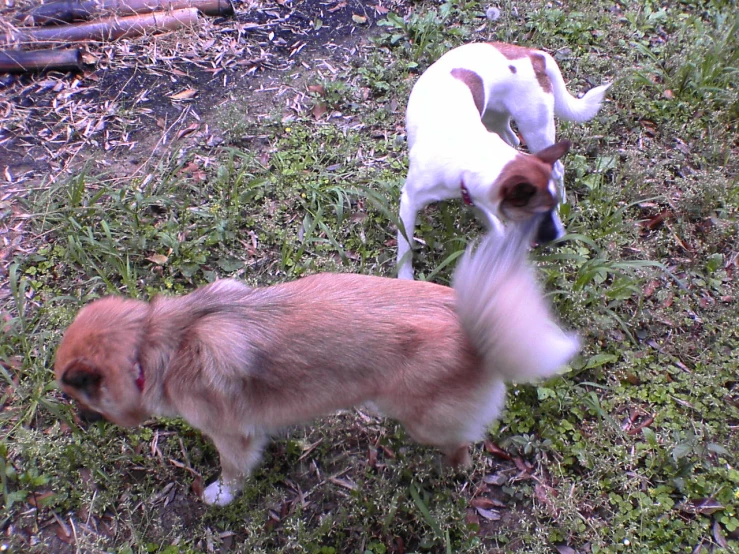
[1,0,738,552]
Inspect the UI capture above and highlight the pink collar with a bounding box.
[460,182,474,206]
[135,362,145,392]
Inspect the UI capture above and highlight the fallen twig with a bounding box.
[17,0,233,25]
[2,7,200,46]
[0,48,83,72]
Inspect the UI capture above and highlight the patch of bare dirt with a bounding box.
[0,0,394,187]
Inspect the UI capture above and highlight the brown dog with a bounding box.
[55,222,578,505]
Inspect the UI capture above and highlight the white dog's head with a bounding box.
[492,140,570,243]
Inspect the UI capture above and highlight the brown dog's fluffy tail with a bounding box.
[453,221,579,382]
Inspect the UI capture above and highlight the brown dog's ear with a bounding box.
[534,140,571,165]
[61,361,102,396]
[503,182,537,208]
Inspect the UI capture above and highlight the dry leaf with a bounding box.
[147,254,168,265]
[328,476,357,490]
[56,524,74,544]
[680,498,725,515]
[169,88,198,101]
[328,1,347,12]
[307,84,326,96]
[312,101,328,119]
[484,441,512,460]
[483,472,508,486]
[475,507,501,521]
[643,279,659,297]
[470,497,502,510]
[464,509,480,526]
[352,14,367,24]
[177,123,200,139]
[641,210,671,230]
[713,520,728,548]
[368,446,378,468]
[26,490,55,508]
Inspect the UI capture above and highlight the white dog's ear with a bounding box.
[535,140,571,165]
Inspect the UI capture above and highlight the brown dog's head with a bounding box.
[494,140,571,242]
[55,296,151,427]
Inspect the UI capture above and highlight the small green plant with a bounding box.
[376,2,466,65]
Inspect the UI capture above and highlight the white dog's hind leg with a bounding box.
[481,113,520,148]
[514,108,569,203]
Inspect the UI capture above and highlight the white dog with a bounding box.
[398,42,611,280]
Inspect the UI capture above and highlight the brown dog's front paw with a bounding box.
[202,479,239,506]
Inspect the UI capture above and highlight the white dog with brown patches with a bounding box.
[398,42,611,280]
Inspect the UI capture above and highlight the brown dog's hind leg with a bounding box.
[444,444,472,468]
[397,414,475,469]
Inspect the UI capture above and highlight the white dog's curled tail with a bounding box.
[453,220,579,382]
[542,51,611,123]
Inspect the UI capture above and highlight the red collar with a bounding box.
[135,362,145,392]
[460,182,474,206]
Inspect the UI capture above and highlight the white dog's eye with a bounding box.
[505,182,537,207]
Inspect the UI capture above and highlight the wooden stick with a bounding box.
[19,0,233,25]
[0,48,83,73]
[2,8,200,46]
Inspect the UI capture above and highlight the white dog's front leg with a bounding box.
[397,188,420,280]
[552,160,566,203]
[478,208,505,237]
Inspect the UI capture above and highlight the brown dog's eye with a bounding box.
[62,366,102,394]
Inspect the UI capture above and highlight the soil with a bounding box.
[0,0,396,186]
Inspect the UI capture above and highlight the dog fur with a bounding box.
[55,222,578,506]
[398,41,611,280]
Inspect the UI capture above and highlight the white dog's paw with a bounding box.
[397,266,414,280]
[203,479,237,506]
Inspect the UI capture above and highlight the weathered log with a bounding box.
[0,48,83,73]
[20,1,99,24]
[19,0,233,25]
[2,8,200,46]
